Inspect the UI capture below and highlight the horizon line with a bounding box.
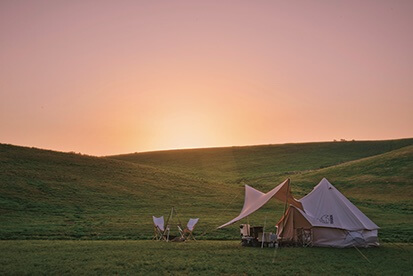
[1,136,412,158]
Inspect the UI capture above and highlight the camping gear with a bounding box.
[218,178,379,248]
[239,224,277,247]
[218,179,302,229]
[277,178,379,248]
[153,208,199,242]
[179,218,199,240]
[152,216,165,240]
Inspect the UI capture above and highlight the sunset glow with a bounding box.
[1,1,412,155]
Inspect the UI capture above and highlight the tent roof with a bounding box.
[217,179,302,229]
[299,178,379,231]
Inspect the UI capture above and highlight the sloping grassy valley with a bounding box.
[0,139,412,242]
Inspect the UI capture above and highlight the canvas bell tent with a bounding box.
[218,178,379,248]
[277,178,379,248]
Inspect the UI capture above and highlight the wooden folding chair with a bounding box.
[181,218,199,240]
[152,216,165,240]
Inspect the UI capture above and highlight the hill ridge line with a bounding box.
[246,144,413,183]
[301,144,413,175]
[108,138,413,157]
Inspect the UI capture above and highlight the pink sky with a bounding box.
[1,0,412,156]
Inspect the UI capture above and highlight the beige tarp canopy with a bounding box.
[218,178,379,247]
[217,179,302,229]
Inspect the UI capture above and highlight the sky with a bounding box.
[1,0,412,156]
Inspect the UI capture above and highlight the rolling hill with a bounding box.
[110,139,413,185]
[0,138,412,241]
[0,144,234,239]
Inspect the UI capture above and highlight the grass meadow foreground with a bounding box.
[1,139,412,242]
[1,139,412,274]
[0,240,412,275]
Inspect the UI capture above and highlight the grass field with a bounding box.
[1,139,413,274]
[0,240,412,275]
[1,138,412,242]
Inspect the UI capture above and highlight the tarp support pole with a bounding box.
[261,215,267,248]
[280,179,290,241]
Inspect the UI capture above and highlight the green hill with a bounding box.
[0,138,412,241]
[110,139,413,184]
[0,144,234,240]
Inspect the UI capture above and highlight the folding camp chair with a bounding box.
[152,216,166,240]
[179,218,199,240]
